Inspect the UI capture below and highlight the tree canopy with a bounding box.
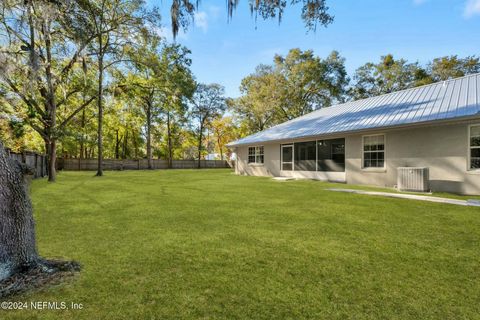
[230,48,349,133]
[350,54,480,100]
[169,0,333,38]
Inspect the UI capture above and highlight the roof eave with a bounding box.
[226,114,480,148]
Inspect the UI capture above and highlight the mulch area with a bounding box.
[0,260,80,299]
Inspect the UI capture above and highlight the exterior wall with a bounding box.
[235,120,480,195]
[280,170,345,182]
[236,143,280,177]
[235,142,345,181]
[345,121,480,195]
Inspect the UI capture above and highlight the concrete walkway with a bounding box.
[327,188,480,207]
[272,177,295,181]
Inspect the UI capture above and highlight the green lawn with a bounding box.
[2,169,480,319]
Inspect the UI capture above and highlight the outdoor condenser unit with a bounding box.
[397,167,430,192]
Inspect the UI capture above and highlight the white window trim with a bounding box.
[361,134,386,172]
[468,124,480,173]
[248,145,264,166]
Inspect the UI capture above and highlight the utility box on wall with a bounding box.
[397,167,430,192]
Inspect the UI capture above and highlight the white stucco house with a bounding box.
[227,73,480,195]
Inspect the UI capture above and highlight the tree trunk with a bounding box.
[197,125,203,169]
[122,130,129,159]
[133,130,138,159]
[80,108,86,160]
[96,40,104,177]
[48,140,56,182]
[44,17,57,182]
[146,105,152,169]
[218,137,223,161]
[44,140,50,177]
[115,130,121,159]
[43,138,57,182]
[0,141,38,281]
[167,111,173,169]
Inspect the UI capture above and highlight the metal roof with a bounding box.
[228,73,480,147]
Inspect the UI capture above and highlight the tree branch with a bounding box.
[3,77,46,118]
[55,26,119,87]
[57,89,81,108]
[58,95,96,129]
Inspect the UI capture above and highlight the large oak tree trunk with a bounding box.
[0,141,38,281]
[0,142,80,296]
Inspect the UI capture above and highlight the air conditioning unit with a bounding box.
[397,167,429,192]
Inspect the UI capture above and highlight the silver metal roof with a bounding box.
[228,73,480,147]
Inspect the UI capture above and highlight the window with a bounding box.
[470,125,480,170]
[248,147,255,163]
[363,135,385,168]
[248,146,264,164]
[318,138,345,172]
[294,141,316,171]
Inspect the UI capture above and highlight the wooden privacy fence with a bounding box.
[58,158,231,171]
[6,149,47,179]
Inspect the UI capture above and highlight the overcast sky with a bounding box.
[146,0,480,98]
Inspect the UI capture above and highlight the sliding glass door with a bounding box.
[281,145,293,171]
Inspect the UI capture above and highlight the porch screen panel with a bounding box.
[317,138,345,172]
[294,141,316,171]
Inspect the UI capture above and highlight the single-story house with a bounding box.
[227,73,480,195]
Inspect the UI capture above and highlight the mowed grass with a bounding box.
[2,169,480,320]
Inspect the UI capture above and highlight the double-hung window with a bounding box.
[470,125,480,170]
[248,146,264,164]
[363,135,385,168]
